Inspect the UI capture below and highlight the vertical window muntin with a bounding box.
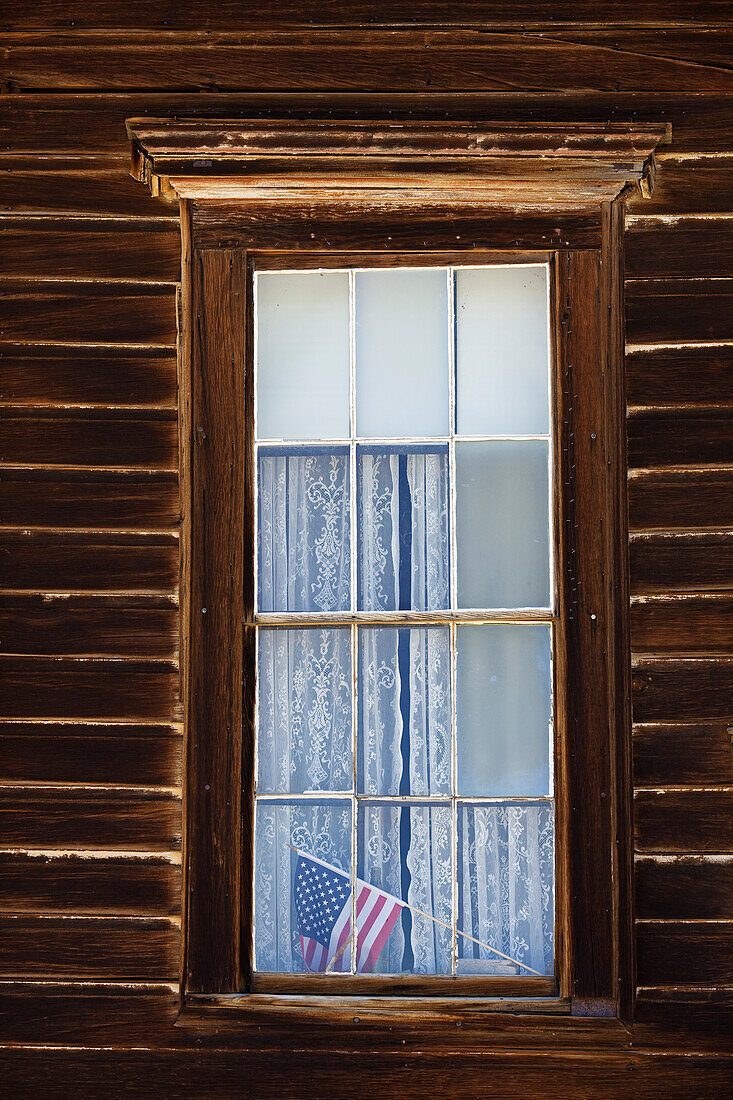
[252,262,556,983]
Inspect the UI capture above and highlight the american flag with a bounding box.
[294,852,403,973]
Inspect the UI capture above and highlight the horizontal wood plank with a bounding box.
[635,789,733,852]
[0,655,180,720]
[636,856,733,919]
[630,532,733,594]
[0,914,179,980]
[0,220,180,282]
[0,790,181,850]
[627,409,733,468]
[0,851,180,916]
[0,595,178,658]
[0,530,178,593]
[628,469,733,532]
[0,158,176,218]
[0,411,178,469]
[4,31,733,94]
[633,721,733,786]
[636,921,733,986]
[0,281,177,345]
[0,722,182,786]
[626,221,733,279]
[626,346,733,408]
[632,657,733,722]
[626,157,733,216]
[0,1047,731,1100]
[631,595,733,655]
[626,278,733,345]
[0,92,728,154]
[0,469,179,528]
[0,348,177,408]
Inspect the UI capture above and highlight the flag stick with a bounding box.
[288,844,543,977]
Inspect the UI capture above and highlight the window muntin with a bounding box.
[252,264,555,982]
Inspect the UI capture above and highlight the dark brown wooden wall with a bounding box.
[1,4,731,1094]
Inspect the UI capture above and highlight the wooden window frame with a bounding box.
[127,118,668,1035]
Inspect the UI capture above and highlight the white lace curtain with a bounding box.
[254,445,553,975]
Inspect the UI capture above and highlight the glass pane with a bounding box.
[355,269,449,438]
[357,445,449,611]
[258,447,350,612]
[357,802,452,974]
[357,626,451,796]
[456,439,550,609]
[458,802,554,976]
[455,265,550,435]
[258,628,353,794]
[456,624,552,797]
[254,799,352,973]
[256,271,350,441]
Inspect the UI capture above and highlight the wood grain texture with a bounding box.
[0,915,180,980]
[0,281,177,346]
[1,92,729,154]
[4,1,733,28]
[0,723,182,786]
[0,531,179,594]
[636,856,733,919]
[632,657,733,721]
[0,852,181,916]
[625,220,733,278]
[0,1047,731,1100]
[628,469,733,531]
[0,595,178,658]
[630,595,733,655]
[0,469,179,528]
[635,790,733,853]
[625,278,733,345]
[626,157,733,215]
[0,655,180,720]
[636,922,733,986]
[626,346,733,408]
[183,246,245,994]
[0,348,178,408]
[0,220,180,281]
[630,533,733,593]
[0,790,181,850]
[4,31,733,94]
[627,409,733,468]
[633,722,733,786]
[0,157,176,217]
[0,411,178,469]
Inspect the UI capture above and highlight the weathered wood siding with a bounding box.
[1,4,731,1092]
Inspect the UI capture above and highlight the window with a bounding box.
[252,264,555,987]
[126,116,667,1025]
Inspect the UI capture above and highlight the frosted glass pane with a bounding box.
[357,802,452,974]
[254,799,352,972]
[456,266,549,435]
[456,440,550,609]
[458,802,554,976]
[357,626,451,796]
[258,447,350,613]
[257,628,353,794]
[256,271,349,440]
[456,624,552,797]
[355,269,449,437]
[357,445,450,611]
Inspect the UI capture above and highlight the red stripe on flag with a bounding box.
[362,902,403,973]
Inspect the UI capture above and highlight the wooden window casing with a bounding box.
[127,119,668,1033]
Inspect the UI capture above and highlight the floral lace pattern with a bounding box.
[458,802,554,976]
[258,449,350,613]
[255,800,352,973]
[358,626,451,796]
[258,628,353,793]
[358,448,449,612]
